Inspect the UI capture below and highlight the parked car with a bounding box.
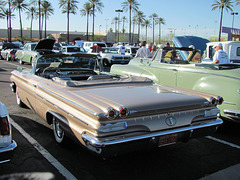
[83,41,107,52]
[0,42,20,61]
[61,45,86,55]
[100,47,132,66]
[0,101,17,163]
[125,46,139,57]
[15,38,55,65]
[10,52,223,157]
[111,46,240,123]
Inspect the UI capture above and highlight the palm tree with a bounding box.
[12,0,27,42]
[113,16,118,42]
[122,0,139,44]
[30,0,42,39]
[88,0,104,41]
[2,0,14,42]
[132,17,136,42]
[42,1,54,38]
[142,19,151,42]
[236,0,240,5]
[80,2,92,41]
[121,16,127,34]
[155,17,165,44]
[212,0,233,41]
[1,8,15,41]
[25,7,37,41]
[149,13,158,43]
[135,10,145,43]
[59,0,79,44]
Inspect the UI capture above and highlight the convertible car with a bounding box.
[111,46,240,123]
[10,53,222,156]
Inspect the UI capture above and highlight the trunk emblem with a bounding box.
[166,117,176,126]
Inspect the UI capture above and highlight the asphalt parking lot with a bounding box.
[0,59,240,180]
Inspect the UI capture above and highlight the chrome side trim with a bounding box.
[82,119,223,147]
[223,109,240,119]
[146,65,240,81]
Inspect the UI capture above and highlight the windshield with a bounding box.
[67,47,86,52]
[102,48,119,53]
[153,47,202,64]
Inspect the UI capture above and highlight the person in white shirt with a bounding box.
[119,43,126,55]
[135,41,152,58]
[213,43,230,64]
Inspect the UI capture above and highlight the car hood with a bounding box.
[34,38,55,51]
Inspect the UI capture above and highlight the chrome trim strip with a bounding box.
[145,65,240,81]
[82,119,223,146]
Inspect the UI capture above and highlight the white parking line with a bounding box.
[10,118,78,180]
[206,136,240,149]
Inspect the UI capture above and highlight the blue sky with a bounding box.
[1,0,240,39]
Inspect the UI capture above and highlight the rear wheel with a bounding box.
[19,59,24,64]
[102,59,110,67]
[53,116,65,144]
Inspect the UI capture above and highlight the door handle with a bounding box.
[32,84,37,87]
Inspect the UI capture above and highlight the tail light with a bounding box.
[209,97,217,105]
[119,107,129,118]
[0,116,10,136]
[216,96,224,105]
[106,108,116,120]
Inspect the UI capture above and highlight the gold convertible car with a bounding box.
[10,53,222,157]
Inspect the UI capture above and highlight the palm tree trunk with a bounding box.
[159,24,161,43]
[129,7,131,44]
[153,19,154,43]
[146,26,147,42]
[30,15,33,41]
[138,23,140,44]
[38,0,41,39]
[92,8,95,41]
[19,9,23,43]
[67,12,69,44]
[86,14,89,41]
[8,0,12,42]
[218,7,224,41]
[45,13,47,38]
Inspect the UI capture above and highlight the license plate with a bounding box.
[158,134,177,147]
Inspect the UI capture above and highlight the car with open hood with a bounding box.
[15,38,55,65]
[10,53,222,157]
[111,46,240,123]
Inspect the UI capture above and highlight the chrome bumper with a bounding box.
[0,140,17,163]
[223,109,240,120]
[82,119,223,156]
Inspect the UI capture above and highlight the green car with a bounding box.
[16,38,55,65]
[110,46,240,123]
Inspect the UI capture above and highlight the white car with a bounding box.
[61,46,86,55]
[0,102,17,163]
[100,47,133,66]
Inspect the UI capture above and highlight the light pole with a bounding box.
[115,9,123,43]
[231,12,238,32]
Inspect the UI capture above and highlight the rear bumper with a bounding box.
[223,109,240,121]
[0,140,17,163]
[82,119,223,157]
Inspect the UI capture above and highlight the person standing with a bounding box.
[135,41,152,58]
[213,43,230,64]
[119,43,126,55]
